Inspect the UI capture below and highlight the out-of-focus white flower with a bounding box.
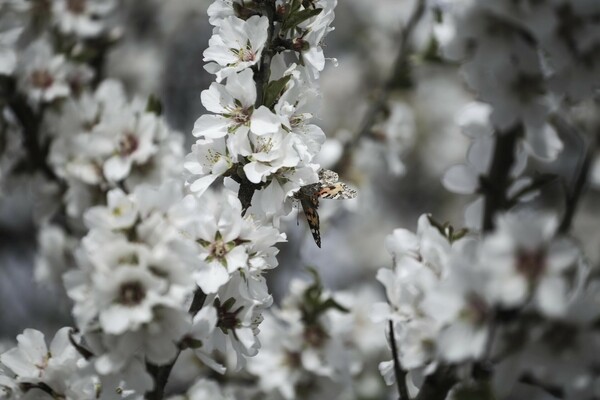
[442,102,530,229]
[480,211,581,317]
[375,212,516,377]
[206,0,239,25]
[247,277,368,399]
[17,39,72,105]
[84,188,138,230]
[34,223,76,287]
[99,112,162,183]
[434,2,567,162]
[246,311,305,399]
[369,101,415,176]
[204,15,269,82]
[422,237,491,363]
[51,0,115,38]
[62,181,200,375]
[168,378,234,400]
[0,27,22,75]
[48,79,183,218]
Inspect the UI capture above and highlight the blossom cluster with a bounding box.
[4,0,599,399]
[185,0,338,223]
[374,1,600,397]
[435,0,600,161]
[1,0,350,398]
[247,277,387,399]
[376,213,600,398]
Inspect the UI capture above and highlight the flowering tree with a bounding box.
[0,0,599,400]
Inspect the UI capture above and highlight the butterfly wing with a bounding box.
[318,183,357,200]
[300,194,321,248]
[295,175,357,248]
[318,169,339,185]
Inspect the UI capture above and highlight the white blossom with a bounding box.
[204,15,269,82]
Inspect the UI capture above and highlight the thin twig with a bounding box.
[334,0,426,173]
[553,116,594,234]
[388,320,410,400]
[519,373,564,398]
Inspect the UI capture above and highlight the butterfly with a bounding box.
[295,169,357,247]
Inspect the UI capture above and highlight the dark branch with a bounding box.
[0,77,59,181]
[519,373,564,398]
[389,320,410,400]
[481,125,521,232]
[68,328,95,360]
[253,0,276,108]
[414,365,456,400]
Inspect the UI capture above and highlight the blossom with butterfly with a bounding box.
[2,0,599,400]
[295,169,357,247]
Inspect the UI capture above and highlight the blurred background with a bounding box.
[1,0,598,347]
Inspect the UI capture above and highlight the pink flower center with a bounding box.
[238,49,256,62]
[303,324,327,348]
[118,281,146,306]
[233,108,251,125]
[119,133,139,157]
[30,70,54,90]
[516,249,546,281]
[67,0,86,14]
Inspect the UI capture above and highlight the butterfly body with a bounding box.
[295,170,357,247]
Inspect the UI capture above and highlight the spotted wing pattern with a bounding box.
[296,170,357,248]
[299,189,322,247]
[317,182,357,200]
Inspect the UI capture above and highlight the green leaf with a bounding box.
[263,75,292,109]
[422,35,444,63]
[289,0,302,15]
[222,297,237,311]
[282,8,323,32]
[451,228,469,242]
[145,95,163,115]
[181,337,203,349]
